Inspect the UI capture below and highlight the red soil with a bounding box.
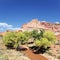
[25,49,48,60]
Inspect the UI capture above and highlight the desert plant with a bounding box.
[16,32,27,45]
[30,30,39,40]
[34,30,56,53]
[35,37,52,49]
[3,32,16,48]
[43,30,56,44]
[35,40,41,47]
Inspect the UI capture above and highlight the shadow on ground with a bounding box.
[30,46,50,54]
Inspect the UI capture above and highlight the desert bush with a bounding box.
[35,40,41,47]
[43,30,56,44]
[3,32,16,48]
[33,30,56,53]
[3,29,56,52]
[35,30,56,47]
[3,31,28,49]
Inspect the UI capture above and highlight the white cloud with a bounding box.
[8,27,20,30]
[0,22,19,32]
[41,21,46,22]
[55,22,60,24]
[0,23,13,28]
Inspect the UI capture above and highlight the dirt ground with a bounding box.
[25,49,48,60]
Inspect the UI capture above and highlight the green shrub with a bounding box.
[3,29,56,51]
[3,31,28,49]
[43,30,56,44]
[35,40,41,47]
[3,32,17,48]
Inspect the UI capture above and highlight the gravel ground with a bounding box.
[41,53,59,60]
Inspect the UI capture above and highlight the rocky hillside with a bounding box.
[22,19,60,33]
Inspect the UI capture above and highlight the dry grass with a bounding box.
[0,37,30,60]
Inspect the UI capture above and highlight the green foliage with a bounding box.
[43,30,56,44]
[3,32,16,47]
[3,31,27,49]
[23,31,31,41]
[35,38,51,48]
[31,30,38,39]
[40,38,50,48]
[3,29,56,50]
[35,40,41,47]
[39,29,45,37]
[16,32,27,45]
[31,30,41,40]
[35,30,56,49]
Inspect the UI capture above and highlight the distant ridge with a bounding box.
[22,19,60,33]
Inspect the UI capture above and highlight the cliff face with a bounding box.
[22,19,60,32]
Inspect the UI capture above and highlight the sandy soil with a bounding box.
[24,49,48,60]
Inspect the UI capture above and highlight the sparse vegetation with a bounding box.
[33,30,56,53]
[3,32,27,49]
[3,32,16,48]
[3,29,56,54]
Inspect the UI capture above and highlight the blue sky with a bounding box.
[0,0,60,32]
